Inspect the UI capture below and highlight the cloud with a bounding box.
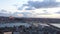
[13,12,32,17]
[55,11,60,14]
[18,5,36,10]
[25,6,36,10]
[0,9,7,12]
[18,0,60,10]
[0,9,12,14]
[0,9,13,17]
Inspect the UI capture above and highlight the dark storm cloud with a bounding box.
[18,0,60,10]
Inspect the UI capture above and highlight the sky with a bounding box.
[0,0,60,18]
[0,0,29,12]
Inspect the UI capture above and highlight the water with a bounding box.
[0,22,60,28]
[51,23,60,28]
[0,22,31,27]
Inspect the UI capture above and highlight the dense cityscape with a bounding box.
[0,0,60,34]
[0,16,60,34]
